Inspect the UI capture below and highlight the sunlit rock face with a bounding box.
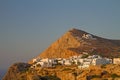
[2,63,31,80]
[37,28,120,59]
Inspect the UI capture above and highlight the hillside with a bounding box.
[39,28,120,59]
[3,63,120,80]
[3,28,120,80]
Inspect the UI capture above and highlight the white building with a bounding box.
[82,34,96,40]
[78,59,84,63]
[78,55,111,69]
[73,59,78,65]
[78,64,89,69]
[32,54,112,69]
[78,62,90,69]
[41,58,49,63]
[36,62,44,67]
[64,59,71,65]
[32,57,41,63]
[113,58,120,64]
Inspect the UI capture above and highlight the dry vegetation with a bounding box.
[3,63,120,80]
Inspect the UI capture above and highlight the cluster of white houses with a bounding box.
[31,53,120,69]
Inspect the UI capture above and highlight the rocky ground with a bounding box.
[3,63,120,80]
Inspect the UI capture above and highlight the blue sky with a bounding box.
[0,0,120,70]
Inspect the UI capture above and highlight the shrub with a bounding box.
[111,73,120,79]
[102,79,108,80]
[62,68,72,71]
[81,54,89,58]
[91,75,100,78]
[101,64,106,68]
[41,75,61,80]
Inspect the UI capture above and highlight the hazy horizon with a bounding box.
[0,0,120,70]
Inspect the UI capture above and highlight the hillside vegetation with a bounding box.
[3,63,120,80]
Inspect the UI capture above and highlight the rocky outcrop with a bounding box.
[2,62,31,80]
[39,28,81,58]
[38,28,120,59]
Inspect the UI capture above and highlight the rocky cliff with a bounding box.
[2,63,31,80]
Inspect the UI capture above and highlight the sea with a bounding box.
[0,70,6,80]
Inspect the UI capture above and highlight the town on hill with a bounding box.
[3,28,120,80]
[31,52,120,69]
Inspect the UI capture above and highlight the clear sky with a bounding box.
[0,0,120,70]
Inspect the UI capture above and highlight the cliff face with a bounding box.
[39,28,82,58]
[2,63,31,80]
[38,28,120,59]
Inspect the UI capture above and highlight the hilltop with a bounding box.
[38,28,120,59]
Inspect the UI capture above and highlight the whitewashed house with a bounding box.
[64,59,71,65]
[36,62,45,67]
[41,58,49,63]
[78,62,90,69]
[78,58,91,69]
[84,58,92,62]
[113,58,120,64]
[72,55,78,59]
[32,58,58,68]
[82,34,92,39]
[31,64,36,69]
[42,58,57,67]
[92,55,102,59]
[78,55,111,69]
[73,59,78,65]
[78,64,89,69]
[82,34,96,40]
[78,59,84,63]
[82,52,89,55]
[58,60,65,65]
[48,59,56,64]
[32,57,41,63]
[105,58,112,64]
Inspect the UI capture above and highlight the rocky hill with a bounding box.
[3,28,120,80]
[2,63,31,80]
[39,28,120,59]
[3,63,120,80]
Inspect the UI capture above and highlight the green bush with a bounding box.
[81,54,89,58]
[111,73,120,79]
[91,75,100,78]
